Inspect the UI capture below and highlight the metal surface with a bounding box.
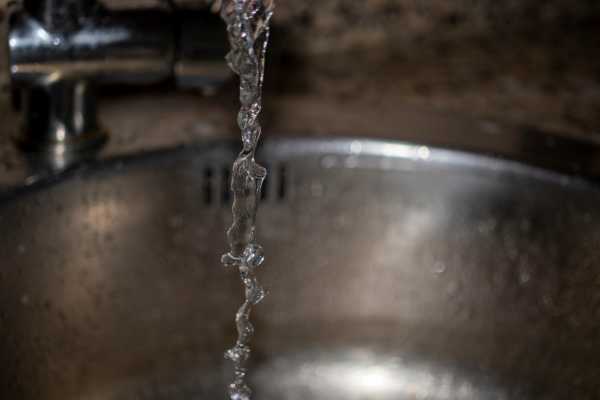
[18,80,106,153]
[8,0,174,153]
[9,3,174,84]
[7,0,227,155]
[1,138,599,399]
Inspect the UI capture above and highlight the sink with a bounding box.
[1,138,599,399]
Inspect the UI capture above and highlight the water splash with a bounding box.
[219,1,274,399]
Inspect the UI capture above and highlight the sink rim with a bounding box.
[2,136,598,203]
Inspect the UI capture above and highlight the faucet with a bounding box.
[5,0,228,159]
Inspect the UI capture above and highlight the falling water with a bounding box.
[219,1,274,400]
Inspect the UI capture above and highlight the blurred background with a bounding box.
[2,0,600,145]
[265,0,600,138]
[161,1,598,139]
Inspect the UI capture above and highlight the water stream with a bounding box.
[219,1,275,399]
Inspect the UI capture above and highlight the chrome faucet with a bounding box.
[5,0,228,157]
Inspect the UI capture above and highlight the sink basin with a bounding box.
[1,138,599,399]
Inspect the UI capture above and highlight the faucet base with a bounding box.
[15,80,108,166]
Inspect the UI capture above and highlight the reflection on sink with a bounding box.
[1,139,599,399]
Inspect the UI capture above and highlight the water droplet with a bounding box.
[418,146,431,160]
[225,345,250,364]
[350,141,363,154]
[243,244,265,269]
[248,286,265,305]
[432,261,447,275]
[321,155,338,169]
[518,267,531,285]
[311,182,324,197]
[229,382,252,400]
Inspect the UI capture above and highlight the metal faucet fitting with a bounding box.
[6,0,227,156]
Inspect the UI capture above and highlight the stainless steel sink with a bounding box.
[1,138,600,399]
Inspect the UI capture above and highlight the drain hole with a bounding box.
[215,163,289,206]
[222,166,231,205]
[203,167,213,205]
[278,164,288,201]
